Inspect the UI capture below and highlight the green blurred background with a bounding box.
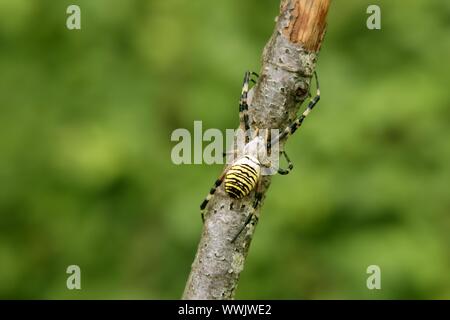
[0,0,449,299]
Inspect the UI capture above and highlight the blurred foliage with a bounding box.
[0,0,449,299]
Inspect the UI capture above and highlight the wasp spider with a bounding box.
[200,71,321,242]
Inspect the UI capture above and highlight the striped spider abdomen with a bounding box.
[224,156,261,199]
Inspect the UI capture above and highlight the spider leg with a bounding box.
[239,71,251,143]
[277,150,294,175]
[264,128,272,156]
[250,72,259,84]
[231,179,263,243]
[239,71,259,143]
[269,71,321,147]
[200,170,227,222]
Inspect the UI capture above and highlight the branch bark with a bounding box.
[183,0,331,300]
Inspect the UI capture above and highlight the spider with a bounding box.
[200,70,321,243]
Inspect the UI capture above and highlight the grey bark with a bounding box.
[183,0,330,300]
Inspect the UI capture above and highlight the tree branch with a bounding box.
[183,0,331,300]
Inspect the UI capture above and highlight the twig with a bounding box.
[183,0,331,300]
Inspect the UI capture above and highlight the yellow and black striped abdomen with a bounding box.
[224,157,260,199]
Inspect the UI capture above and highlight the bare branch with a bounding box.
[183,0,331,300]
